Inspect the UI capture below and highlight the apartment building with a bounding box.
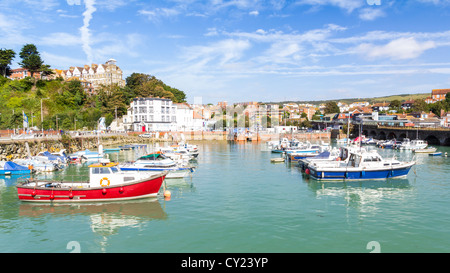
[130,97,177,132]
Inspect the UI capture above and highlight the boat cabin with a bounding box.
[88,161,153,188]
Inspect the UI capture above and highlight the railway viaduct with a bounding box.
[361,125,450,146]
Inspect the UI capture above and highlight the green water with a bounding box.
[1,142,449,253]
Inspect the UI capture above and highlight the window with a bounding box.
[100,168,111,174]
[92,168,110,174]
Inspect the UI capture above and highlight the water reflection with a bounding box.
[305,176,413,212]
[0,174,31,187]
[18,199,168,235]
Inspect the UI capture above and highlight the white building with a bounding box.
[130,97,177,132]
[175,103,194,131]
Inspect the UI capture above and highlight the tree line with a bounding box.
[0,44,187,131]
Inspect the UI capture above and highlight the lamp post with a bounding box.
[41,98,49,137]
[56,115,60,134]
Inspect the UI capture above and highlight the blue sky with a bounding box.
[1,0,450,104]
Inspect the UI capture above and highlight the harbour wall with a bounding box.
[0,131,331,160]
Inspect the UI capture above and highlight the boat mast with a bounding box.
[347,112,350,146]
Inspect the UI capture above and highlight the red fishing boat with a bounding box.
[16,161,167,203]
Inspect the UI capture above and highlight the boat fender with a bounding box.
[100,177,110,187]
[305,169,310,175]
[119,187,124,194]
[102,188,107,195]
[69,188,74,199]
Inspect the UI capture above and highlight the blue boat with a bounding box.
[429,152,442,156]
[305,148,415,181]
[103,148,121,153]
[0,161,33,175]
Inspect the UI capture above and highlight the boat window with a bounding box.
[99,168,111,174]
[92,168,100,174]
[110,167,118,173]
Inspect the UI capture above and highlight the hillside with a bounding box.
[270,93,429,105]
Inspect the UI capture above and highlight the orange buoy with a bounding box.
[164,190,171,198]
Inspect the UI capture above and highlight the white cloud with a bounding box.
[296,0,365,13]
[359,7,385,21]
[355,37,436,60]
[80,0,97,64]
[138,8,181,22]
[249,10,259,16]
[40,32,81,46]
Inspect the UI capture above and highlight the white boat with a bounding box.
[413,147,437,153]
[70,145,105,162]
[298,146,359,172]
[13,158,60,172]
[119,153,194,179]
[35,151,68,164]
[398,138,428,150]
[336,138,348,144]
[178,142,199,158]
[157,146,193,162]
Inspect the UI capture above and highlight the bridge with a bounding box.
[361,125,450,146]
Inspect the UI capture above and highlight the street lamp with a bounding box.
[56,115,60,134]
[41,98,49,136]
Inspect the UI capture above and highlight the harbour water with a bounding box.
[1,142,449,253]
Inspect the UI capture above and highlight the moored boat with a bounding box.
[13,158,60,172]
[398,138,428,150]
[119,152,194,179]
[413,147,437,153]
[16,160,167,202]
[0,161,34,175]
[304,149,415,181]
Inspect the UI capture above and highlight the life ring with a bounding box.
[100,177,110,187]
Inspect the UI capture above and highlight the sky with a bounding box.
[2,0,450,104]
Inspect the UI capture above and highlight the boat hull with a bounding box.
[16,174,166,203]
[307,164,414,181]
[0,170,32,175]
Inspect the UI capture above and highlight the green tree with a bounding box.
[390,99,401,111]
[0,48,16,77]
[412,99,428,112]
[444,93,450,112]
[126,72,186,103]
[19,44,44,86]
[324,101,340,114]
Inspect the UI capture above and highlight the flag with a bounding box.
[23,111,28,129]
[98,117,106,130]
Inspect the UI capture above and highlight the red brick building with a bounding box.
[431,89,450,102]
[9,68,41,80]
